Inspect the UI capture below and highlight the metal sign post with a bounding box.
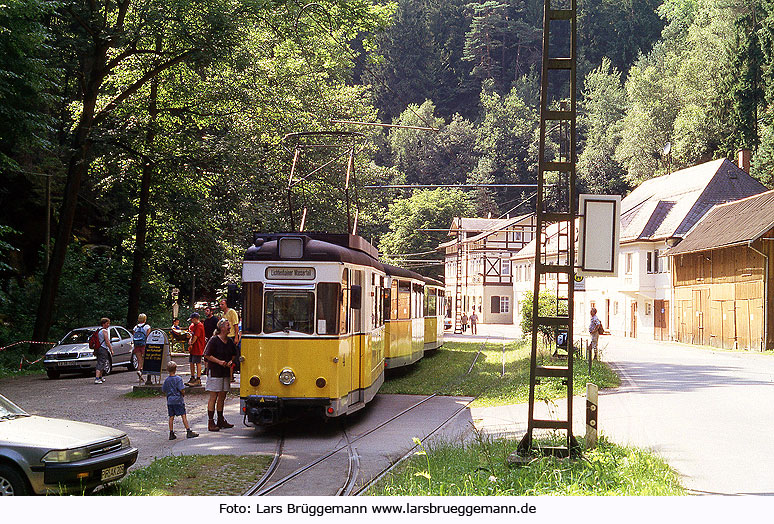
[513,0,580,461]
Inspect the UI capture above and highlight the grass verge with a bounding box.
[379,341,619,407]
[123,388,164,398]
[367,436,684,496]
[100,455,272,495]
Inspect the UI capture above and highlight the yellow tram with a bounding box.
[238,232,443,426]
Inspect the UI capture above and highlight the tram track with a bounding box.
[244,336,504,497]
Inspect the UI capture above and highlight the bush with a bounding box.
[0,243,169,365]
[519,290,568,343]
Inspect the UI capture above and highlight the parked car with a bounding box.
[0,394,138,495]
[444,317,452,331]
[42,326,137,379]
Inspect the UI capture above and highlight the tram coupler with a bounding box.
[242,395,281,426]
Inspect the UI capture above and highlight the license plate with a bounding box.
[101,464,124,482]
[57,361,73,366]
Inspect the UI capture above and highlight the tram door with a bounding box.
[351,270,364,405]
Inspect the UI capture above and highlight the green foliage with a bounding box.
[387,101,477,185]
[0,0,55,170]
[0,244,167,352]
[367,436,685,496]
[578,58,629,195]
[378,189,472,274]
[518,290,567,341]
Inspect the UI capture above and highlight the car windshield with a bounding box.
[59,329,94,345]
[0,394,29,420]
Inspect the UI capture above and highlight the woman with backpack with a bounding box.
[133,313,151,384]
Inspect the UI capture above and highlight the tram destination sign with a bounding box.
[266,266,316,280]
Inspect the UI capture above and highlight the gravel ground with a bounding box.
[0,355,247,468]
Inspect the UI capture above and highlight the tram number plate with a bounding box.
[101,464,124,482]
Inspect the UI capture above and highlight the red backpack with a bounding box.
[88,329,101,350]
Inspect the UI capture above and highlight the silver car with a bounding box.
[43,326,138,379]
[0,394,138,495]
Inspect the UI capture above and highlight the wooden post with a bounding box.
[586,382,598,449]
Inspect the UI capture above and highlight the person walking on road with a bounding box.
[469,310,478,335]
[461,311,468,333]
[94,318,113,384]
[132,313,151,384]
[203,318,236,432]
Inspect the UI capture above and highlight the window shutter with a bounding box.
[491,296,500,314]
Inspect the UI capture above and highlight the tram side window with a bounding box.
[316,283,341,335]
[264,290,314,334]
[340,270,349,334]
[398,280,411,320]
[391,280,398,320]
[243,282,263,334]
[424,287,429,317]
[428,288,437,316]
[413,283,423,319]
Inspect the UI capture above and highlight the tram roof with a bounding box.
[245,233,444,286]
[245,233,384,270]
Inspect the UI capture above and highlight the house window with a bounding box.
[646,252,653,274]
[614,301,619,315]
[625,253,632,274]
[491,296,511,313]
[645,302,652,315]
[500,296,510,314]
[501,259,511,276]
[492,296,510,314]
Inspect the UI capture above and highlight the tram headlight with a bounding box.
[278,368,296,385]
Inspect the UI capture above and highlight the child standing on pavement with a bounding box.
[162,361,199,440]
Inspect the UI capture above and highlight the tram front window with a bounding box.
[264,290,314,334]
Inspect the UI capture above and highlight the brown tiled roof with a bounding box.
[667,190,774,255]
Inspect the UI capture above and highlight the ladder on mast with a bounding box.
[515,0,580,459]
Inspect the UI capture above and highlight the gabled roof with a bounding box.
[620,159,766,243]
[512,219,579,262]
[449,217,513,235]
[667,190,774,256]
[439,214,534,250]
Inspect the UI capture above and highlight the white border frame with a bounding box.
[578,194,620,277]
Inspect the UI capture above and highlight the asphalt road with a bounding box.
[598,335,774,495]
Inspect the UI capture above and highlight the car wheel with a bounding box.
[127,352,139,371]
[0,464,29,496]
[46,369,60,380]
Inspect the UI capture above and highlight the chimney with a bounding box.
[737,149,751,174]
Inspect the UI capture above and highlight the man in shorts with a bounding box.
[186,312,205,386]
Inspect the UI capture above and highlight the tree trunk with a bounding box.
[32,44,108,344]
[127,36,162,327]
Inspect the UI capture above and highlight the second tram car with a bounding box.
[238,232,443,426]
